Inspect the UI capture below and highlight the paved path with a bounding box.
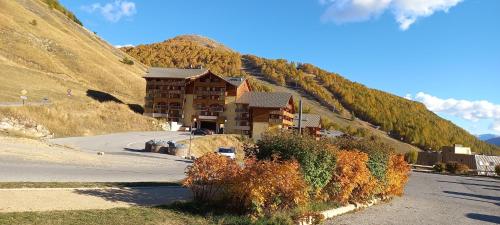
[0,131,194,182]
[0,186,191,212]
[326,172,500,225]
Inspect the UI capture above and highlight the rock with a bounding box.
[0,117,53,139]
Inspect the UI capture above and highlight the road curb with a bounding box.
[0,186,184,191]
[298,198,382,225]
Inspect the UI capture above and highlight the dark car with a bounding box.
[200,128,214,135]
[191,129,208,136]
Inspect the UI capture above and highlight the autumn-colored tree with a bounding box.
[383,154,410,197]
[231,158,309,217]
[326,150,378,204]
[183,153,240,202]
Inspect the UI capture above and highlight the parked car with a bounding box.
[216,147,236,159]
[191,129,208,136]
[200,128,214,135]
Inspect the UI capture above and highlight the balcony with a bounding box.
[194,81,226,87]
[269,118,294,126]
[195,90,226,96]
[269,110,294,119]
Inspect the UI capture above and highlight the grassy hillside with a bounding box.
[0,0,157,137]
[123,35,499,155]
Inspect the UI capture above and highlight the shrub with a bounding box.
[496,165,500,176]
[331,136,394,183]
[250,131,336,192]
[405,150,418,164]
[434,163,446,173]
[383,154,410,197]
[325,150,378,204]
[231,159,309,217]
[183,153,240,202]
[445,161,469,174]
[120,57,134,65]
[29,19,37,26]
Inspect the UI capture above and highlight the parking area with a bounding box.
[326,172,500,225]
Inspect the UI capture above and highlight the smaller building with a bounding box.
[293,114,321,139]
[442,144,472,155]
[417,144,500,176]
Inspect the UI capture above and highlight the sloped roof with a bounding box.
[474,155,500,172]
[144,67,209,79]
[236,92,293,108]
[294,114,321,128]
[222,77,246,87]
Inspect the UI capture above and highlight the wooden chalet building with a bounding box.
[293,114,321,140]
[143,67,296,139]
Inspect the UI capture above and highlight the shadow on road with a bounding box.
[443,190,500,207]
[74,187,191,206]
[437,180,500,189]
[464,178,500,184]
[444,190,500,201]
[466,213,500,224]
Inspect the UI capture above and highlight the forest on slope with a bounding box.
[123,35,499,155]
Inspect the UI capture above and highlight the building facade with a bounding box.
[143,68,296,139]
[293,114,321,139]
[417,144,500,176]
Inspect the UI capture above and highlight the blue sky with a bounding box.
[60,0,500,135]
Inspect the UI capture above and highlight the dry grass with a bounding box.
[179,135,247,161]
[0,0,156,136]
[0,99,157,137]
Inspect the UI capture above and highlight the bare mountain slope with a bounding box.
[0,0,156,137]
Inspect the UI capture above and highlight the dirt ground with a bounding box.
[0,186,191,212]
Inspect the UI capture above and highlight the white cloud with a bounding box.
[490,121,500,132]
[114,44,134,48]
[320,0,463,30]
[82,1,136,23]
[410,92,500,133]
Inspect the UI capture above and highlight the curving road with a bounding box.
[326,172,500,225]
[0,131,194,182]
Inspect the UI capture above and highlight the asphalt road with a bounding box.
[326,172,500,225]
[0,131,194,182]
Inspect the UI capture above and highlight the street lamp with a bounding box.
[222,119,227,134]
[188,118,197,159]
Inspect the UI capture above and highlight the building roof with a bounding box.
[474,155,500,173]
[144,67,209,79]
[236,92,293,108]
[222,77,246,87]
[294,114,321,128]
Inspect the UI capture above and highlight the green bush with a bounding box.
[405,150,418,164]
[120,57,134,65]
[445,162,469,174]
[496,165,500,176]
[249,131,336,192]
[434,163,446,173]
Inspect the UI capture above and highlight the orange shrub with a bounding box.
[231,159,309,216]
[326,150,378,204]
[383,154,410,197]
[183,153,240,202]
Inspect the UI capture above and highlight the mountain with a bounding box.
[0,0,156,137]
[123,35,500,155]
[478,134,499,141]
[486,137,500,146]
